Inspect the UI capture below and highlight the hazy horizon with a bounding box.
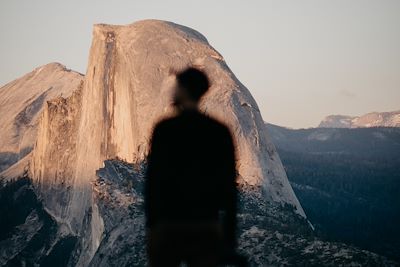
[1,0,399,128]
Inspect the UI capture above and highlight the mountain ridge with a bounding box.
[318,110,400,128]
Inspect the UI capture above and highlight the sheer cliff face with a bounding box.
[0,63,83,174]
[30,89,82,222]
[73,20,305,215]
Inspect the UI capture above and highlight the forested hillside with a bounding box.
[267,124,400,260]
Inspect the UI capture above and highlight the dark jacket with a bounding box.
[145,109,237,247]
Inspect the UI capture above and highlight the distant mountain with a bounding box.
[318,110,400,128]
[266,123,400,261]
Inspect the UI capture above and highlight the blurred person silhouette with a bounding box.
[145,67,244,266]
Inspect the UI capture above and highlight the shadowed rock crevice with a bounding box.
[13,87,52,133]
[0,177,78,267]
[101,31,118,158]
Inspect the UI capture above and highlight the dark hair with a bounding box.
[176,67,210,102]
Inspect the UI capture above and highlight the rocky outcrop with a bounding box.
[0,177,78,266]
[0,63,84,174]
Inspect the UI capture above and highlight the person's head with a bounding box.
[173,67,210,110]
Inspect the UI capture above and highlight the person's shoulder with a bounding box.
[202,114,233,137]
[152,116,176,133]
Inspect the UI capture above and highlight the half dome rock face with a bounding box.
[0,63,83,174]
[0,19,307,265]
[72,19,305,216]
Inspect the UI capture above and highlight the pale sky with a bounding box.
[1,0,399,128]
